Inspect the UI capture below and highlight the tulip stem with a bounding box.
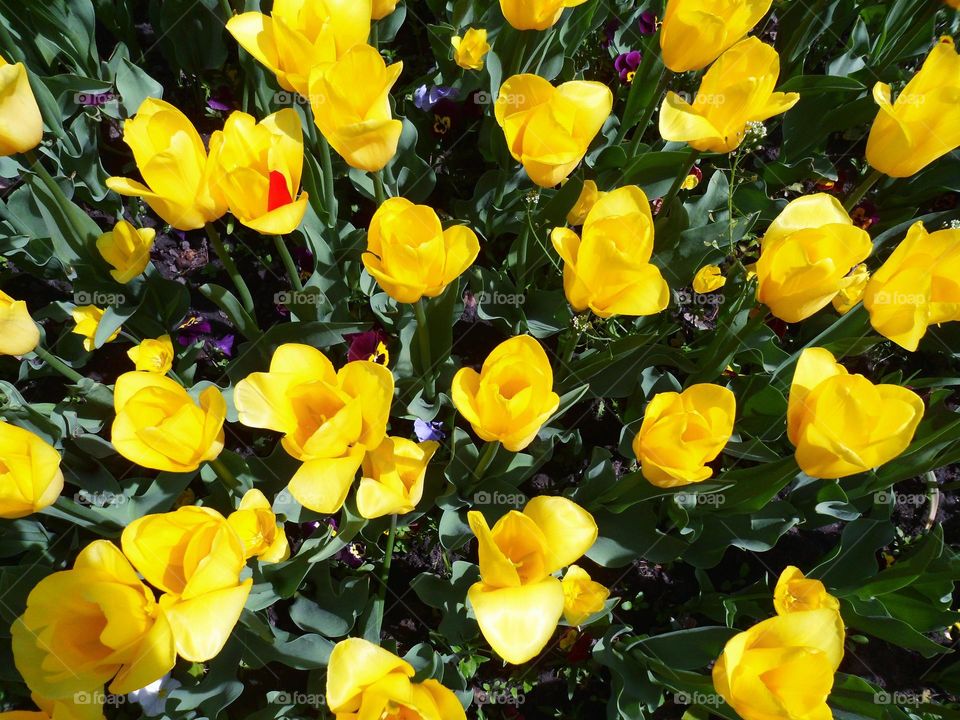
[475,442,499,481]
[209,457,241,492]
[377,513,397,606]
[217,0,232,18]
[273,235,304,292]
[319,135,337,228]
[413,299,436,403]
[30,346,84,384]
[205,224,256,315]
[843,169,883,212]
[372,171,387,206]
[658,147,699,220]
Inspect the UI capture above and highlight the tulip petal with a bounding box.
[468,578,565,664]
[159,579,252,662]
[288,451,364,513]
[522,496,598,574]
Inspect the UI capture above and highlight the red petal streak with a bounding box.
[267,170,294,212]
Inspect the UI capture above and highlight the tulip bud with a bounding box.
[0,55,43,156]
[0,421,63,519]
[227,489,290,563]
[71,305,120,352]
[773,566,839,615]
[127,335,175,374]
[452,28,490,70]
[692,265,726,294]
[96,220,156,283]
[660,0,773,72]
[0,290,39,355]
[562,565,610,626]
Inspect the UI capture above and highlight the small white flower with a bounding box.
[128,674,182,716]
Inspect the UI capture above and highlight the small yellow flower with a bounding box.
[227,489,290,563]
[71,305,120,351]
[692,265,726,294]
[452,28,490,71]
[565,179,604,226]
[96,220,156,283]
[773,566,840,615]
[832,263,870,315]
[0,290,39,356]
[356,436,438,518]
[680,172,700,190]
[561,564,610,626]
[127,335,175,374]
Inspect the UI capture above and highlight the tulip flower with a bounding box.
[756,194,873,323]
[551,187,669,318]
[451,335,560,452]
[496,74,612,187]
[773,566,839,616]
[226,0,371,97]
[788,348,924,479]
[227,489,290,563]
[561,565,610,626]
[326,638,466,719]
[127,335,175,374]
[866,36,960,178]
[372,0,399,19]
[0,290,39,355]
[111,372,226,472]
[309,44,403,172]
[71,305,120,351]
[499,0,588,31]
[659,38,799,154]
[12,540,176,699]
[234,344,394,513]
[106,99,227,231]
[566,179,604,226]
[0,421,63,519]
[713,608,844,720]
[862,221,960,351]
[452,28,490,70]
[467,496,598,663]
[121,506,253,662]
[356,436,438,518]
[0,55,43,156]
[632,384,736,487]
[660,0,773,72]
[693,265,726,294]
[832,263,870,315]
[95,220,155,283]
[0,693,105,720]
[212,109,308,234]
[363,197,480,303]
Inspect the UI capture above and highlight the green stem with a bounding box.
[209,457,241,492]
[273,235,304,292]
[413,299,436,403]
[205,224,255,315]
[658,147,700,220]
[318,135,337,228]
[31,345,84,383]
[561,326,583,368]
[372,171,386,206]
[728,146,744,251]
[370,21,380,49]
[474,441,500,481]
[23,149,89,251]
[218,0,233,19]
[378,514,397,603]
[843,168,883,212]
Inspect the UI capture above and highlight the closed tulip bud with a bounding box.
[326,638,466,719]
[713,608,844,720]
[95,220,155,283]
[71,305,120,351]
[107,99,227,231]
[0,422,63,519]
[227,0,371,97]
[866,37,960,178]
[632,384,736,487]
[0,55,43,156]
[660,38,799,154]
[12,540,176,699]
[660,0,773,72]
[693,265,726,294]
[127,335,174,374]
[496,74,612,188]
[111,372,226,472]
[356,436,439,519]
[788,348,924,479]
[363,197,480,303]
[211,109,308,235]
[773,566,839,615]
[561,565,610,626]
[467,496,598,663]
[0,290,39,355]
[566,179,604,226]
[227,489,290,563]
[452,335,559,452]
[234,344,394,513]
[452,28,490,70]
[121,507,252,662]
[862,222,960,351]
[372,0,399,19]
[551,186,669,317]
[756,194,873,323]
[832,263,870,315]
[309,44,403,172]
[499,0,588,30]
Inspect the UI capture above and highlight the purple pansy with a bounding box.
[414,419,446,443]
[614,51,643,83]
[414,84,460,112]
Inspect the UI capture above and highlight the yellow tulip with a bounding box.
[496,74,612,187]
[561,565,609,626]
[71,305,120,352]
[660,0,773,72]
[12,540,176,699]
[227,489,290,563]
[756,194,873,323]
[227,0,372,97]
[363,197,480,303]
[632,384,736,487]
[566,179,604,226]
[95,220,155,283]
[773,566,839,616]
[0,290,39,355]
[692,265,726,294]
[866,37,960,177]
[326,638,466,719]
[111,372,226,472]
[499,0,588,31]
[107,99,227,231]
[309,44,403,172]
[121,506,252,662]
[127,335,174,374]
[451,335,559,452]
[356,436,438,519]
[713,608,844,720]
[372,0,399,19]
[862,221,960,351]
[788,348,924,479]
[551,187,669,317]
[452,28,490,70]
[0,421,63,519]
[0,694,105,720]
[832,263,870,315]
[212,109,308,235]
[0,55,42,156]
[234,344,394,513]
[467,496,598,663]
[659,38,799,154]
